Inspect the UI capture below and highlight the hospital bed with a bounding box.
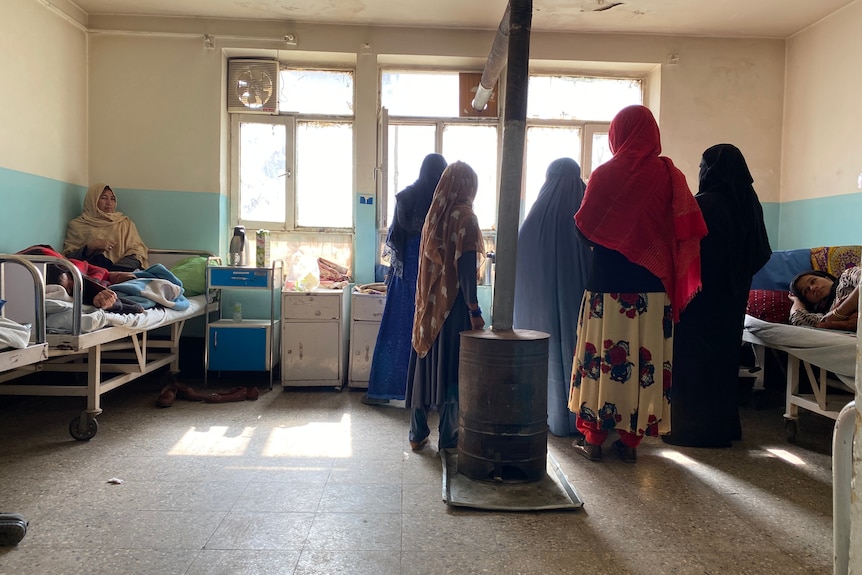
[0,255,49,375]
[742,246,859,442]
[0,249,217,440]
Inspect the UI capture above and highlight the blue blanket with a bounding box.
[111,264,190,311]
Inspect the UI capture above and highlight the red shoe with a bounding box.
[246,387,260,401]
[175,383,208,402]
[156,384,177,408]
[205,387,248,403]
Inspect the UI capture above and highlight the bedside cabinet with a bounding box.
[348,290,386,389]
[205,263,282,388]
[281,286,349,388]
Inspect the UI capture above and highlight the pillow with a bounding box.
[169,256,208,296]
[750,249,811,291]
[747,289,793,324]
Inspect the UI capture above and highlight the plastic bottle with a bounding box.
[232,302,242,322]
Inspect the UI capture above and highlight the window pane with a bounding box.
[442,124,498,230]
[239,122,286,223]
[523,126,581,219]
[296,121,353,228]
[280,70,354,115]
[387,124,436,225]
[592,132,611,173]
[382,72,460,117]
[527,76,642,121]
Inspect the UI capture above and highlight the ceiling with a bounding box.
[74,0,855,39]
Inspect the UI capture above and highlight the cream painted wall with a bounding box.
[783,1,862,203]
[86,17,786,204]
[785,3,862,572]
[530,33,785,203]
[88,34,222,193]
[0,0,87,185]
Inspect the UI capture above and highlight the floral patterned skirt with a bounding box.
[568,291,673,438]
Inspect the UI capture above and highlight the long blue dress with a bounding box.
[365,154,447,401]
[513,158,592,436]
[364,235,420,400]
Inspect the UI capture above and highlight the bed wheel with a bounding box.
[69,415,99,441]
[784,420,798,443]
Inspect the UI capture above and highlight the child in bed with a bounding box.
[789,267,860,330]
[18,245,141,312]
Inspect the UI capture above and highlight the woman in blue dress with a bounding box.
[362,153,447,404]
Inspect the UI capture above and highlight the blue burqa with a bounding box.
[513,158,592,436]
[365,154,447,400]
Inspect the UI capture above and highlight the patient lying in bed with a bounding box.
[789,267,860,331]
[20,245,142,313]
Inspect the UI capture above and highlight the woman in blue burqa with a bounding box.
[513,158,593,436]
[363,153,448,404]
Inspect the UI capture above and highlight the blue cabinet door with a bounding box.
[208,326,267,371]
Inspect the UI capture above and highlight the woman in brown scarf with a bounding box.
[406,161,485,451]
[63,184,149,271]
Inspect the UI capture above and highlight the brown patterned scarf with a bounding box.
[412,162,485,357]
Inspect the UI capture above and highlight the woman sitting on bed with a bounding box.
[789,267,860,330]
[63,183,149,272]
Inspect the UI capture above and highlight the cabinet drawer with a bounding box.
[352,293,386,321]
[282,293,341,320]
[210,267,271,288]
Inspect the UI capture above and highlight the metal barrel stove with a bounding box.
[458,329,549,483]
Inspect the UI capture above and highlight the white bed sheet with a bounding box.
[743,314,857,385]
[0,317,31,350]
[45,294,206,334]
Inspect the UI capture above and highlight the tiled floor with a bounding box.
[0,375,835,575]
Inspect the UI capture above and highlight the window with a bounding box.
[381,71,500,232]
[378,70,644,258]
[521,74,642,218]
[231,68,354,271]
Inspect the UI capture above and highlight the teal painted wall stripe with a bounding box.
[354,197,377,285]
[117,187,223,256]
[0,167,223,257]
[0,168,85,253]
[776,193,862,250]
[5,166,859,276]
[761,201,779,250]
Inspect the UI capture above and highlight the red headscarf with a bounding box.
[575,105,707,322]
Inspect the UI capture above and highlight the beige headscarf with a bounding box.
[63,183,149,268]
[412,161,485,358]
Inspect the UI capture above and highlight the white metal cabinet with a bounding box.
[281,287,349,387]
[348,291,386,388]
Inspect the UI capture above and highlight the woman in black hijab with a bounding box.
[664,144,772,448]
[363,153,448,404]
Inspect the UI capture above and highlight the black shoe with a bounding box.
[361,395,390,406]
[612,440,637,463]
[573,437,602,461]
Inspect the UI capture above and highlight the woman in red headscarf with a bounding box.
[568,105,707,463]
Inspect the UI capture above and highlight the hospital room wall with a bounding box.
[780,0,862,249]
[81,17,788,277]
[0,0,87,253]
[11,1,861,263]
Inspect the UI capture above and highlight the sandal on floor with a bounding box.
[573,437,602,461]
[612,439,637,463]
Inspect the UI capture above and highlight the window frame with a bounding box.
[230,111,355,234]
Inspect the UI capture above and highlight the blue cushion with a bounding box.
[750,249,811,291]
